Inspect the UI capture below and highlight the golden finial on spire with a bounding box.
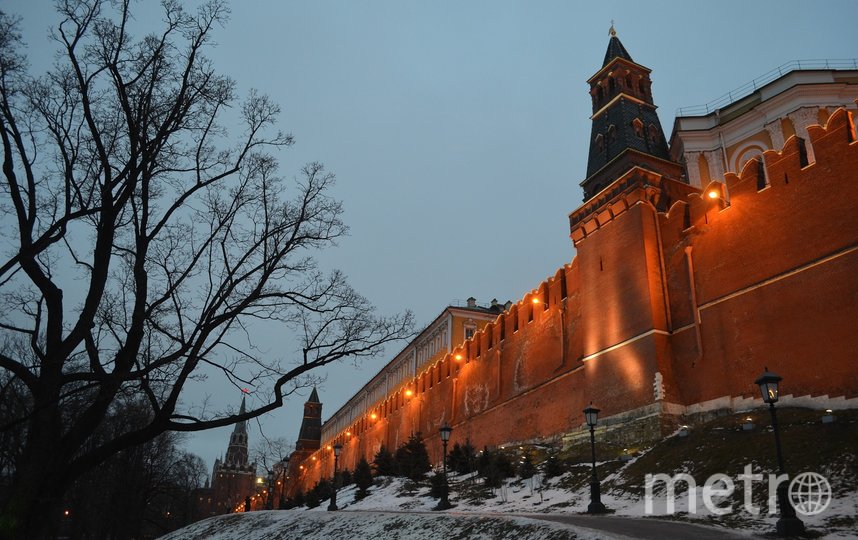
[609,20,616,37]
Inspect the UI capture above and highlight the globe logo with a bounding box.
[789,472,831,516]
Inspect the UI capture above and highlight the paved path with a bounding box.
[513,512,750,540]
[346,509,751,539]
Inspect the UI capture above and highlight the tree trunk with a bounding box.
[1,400,70,540]
[1,456,72,539]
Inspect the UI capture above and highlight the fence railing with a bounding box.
[676,59,858,117]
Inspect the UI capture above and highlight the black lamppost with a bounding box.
[328,443,342,511]
[755,367,805,536]
[265,469,275,510]
[277,456,289,509]
[583,403,608,514]
[434,423,453,510]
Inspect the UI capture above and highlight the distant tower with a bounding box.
[209,396,257,515]
[295,387,322,452]
[224,396,250,465]
[581,24,683,201]
[282,388,323,498]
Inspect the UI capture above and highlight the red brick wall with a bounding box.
[661,107,858,405]
[290,108,858,493]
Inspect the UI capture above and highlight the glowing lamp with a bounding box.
[583,402,600,427]
[346,431,351,436]
[405,389,413,397]
[532,297,540,304]
[707,189,719,199]
[371,413,377,420]
[454,354,463,362]
[755,367,782,404]
[439,423,452,442]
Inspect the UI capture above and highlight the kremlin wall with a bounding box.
[277,37,858,500]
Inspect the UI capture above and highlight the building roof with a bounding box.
[307,387,320,404]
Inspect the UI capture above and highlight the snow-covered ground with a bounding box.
[305,458,856,539]
[159,509,620,540]
[162,466,857,539]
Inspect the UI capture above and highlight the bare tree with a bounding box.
[0,1,412,537]
[251,433,293,476]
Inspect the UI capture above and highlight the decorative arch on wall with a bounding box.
[731,140,766,173]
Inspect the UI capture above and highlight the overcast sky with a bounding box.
[8,0,856,475]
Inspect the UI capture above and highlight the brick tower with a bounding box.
[568,29,697,435]
[209,396,257,514]
[295,387,322,452]
[283,388,323,497]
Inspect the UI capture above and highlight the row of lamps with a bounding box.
[313,368,804,537]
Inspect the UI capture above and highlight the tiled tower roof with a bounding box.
[603,35,633,67]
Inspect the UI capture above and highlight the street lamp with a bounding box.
[583,403,608,514]
[755,367,805,536]
[434,423,453,510]
[265,469,275,510]
[277,456,289,509]
[328,443,342,511]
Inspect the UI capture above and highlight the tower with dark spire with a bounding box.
[295,387,322,452]
[224,396,249,466]
[581,25,683,201]
[282,388,324,498]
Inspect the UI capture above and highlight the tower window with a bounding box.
[648,124,659,144]
[607,124,616,142]
[632,118,644,137]
[595,133,604,151]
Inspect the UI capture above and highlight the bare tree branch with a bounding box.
[0,2,413,536]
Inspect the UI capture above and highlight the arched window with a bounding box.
[632,118,644,137]
[595,133,604,151]
[648,124,659,144]
[607,124,617,142]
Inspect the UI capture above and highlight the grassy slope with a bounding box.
[549,407,857,535]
